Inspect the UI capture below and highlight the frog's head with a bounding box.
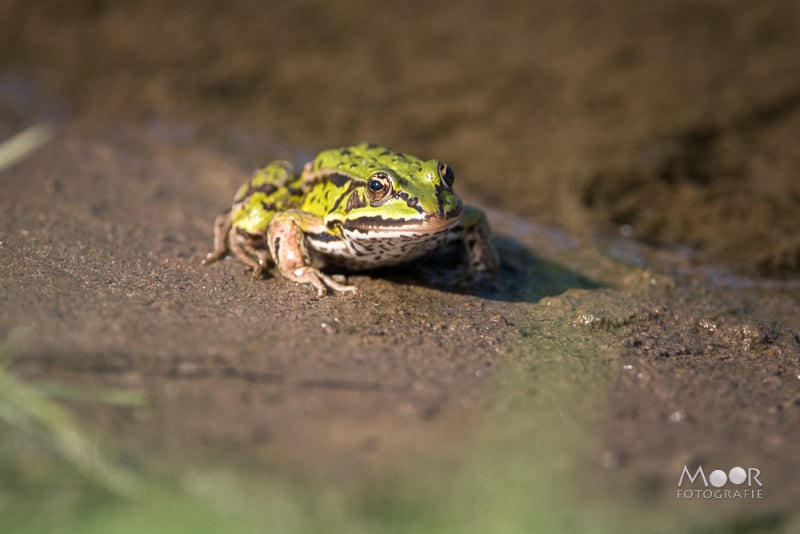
[318,144,463,234]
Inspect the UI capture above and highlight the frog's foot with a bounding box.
[202,211,232,265]
[286,266,357,297]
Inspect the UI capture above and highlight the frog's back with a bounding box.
[310,144,425,176]
[229,143,441,239]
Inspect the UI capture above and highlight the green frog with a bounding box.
[203,143,498,296]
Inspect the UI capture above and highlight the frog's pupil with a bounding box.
[369,179,384,192]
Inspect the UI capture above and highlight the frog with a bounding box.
[203,143,498,296]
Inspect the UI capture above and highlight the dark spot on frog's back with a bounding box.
[328,174,350,188]
[250,183,278,196]
[379,149,391,157]
[340,148,352,156]
[261,200,277,212]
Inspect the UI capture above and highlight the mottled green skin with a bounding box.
[206,143,498,295]
[231,143,461,236]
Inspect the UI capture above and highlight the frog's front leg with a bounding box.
[460,205,499,274]
[267,210,357,296]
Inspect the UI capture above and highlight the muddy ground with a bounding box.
[1,0,799,530]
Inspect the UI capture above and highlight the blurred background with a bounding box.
[3,0,799,271]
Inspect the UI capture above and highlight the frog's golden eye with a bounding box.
[438,162,455,188]
[366,172,392,202]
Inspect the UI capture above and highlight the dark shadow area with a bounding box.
[373,235,606,303]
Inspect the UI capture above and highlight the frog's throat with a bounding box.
[339,205,463,234]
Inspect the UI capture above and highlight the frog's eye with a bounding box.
[366,172,392,202]
[438,162,455,188]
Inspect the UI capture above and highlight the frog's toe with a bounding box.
[202,251,224,265]
[321,274,358,294]
[289,267,357,296]
[250,265,264,279]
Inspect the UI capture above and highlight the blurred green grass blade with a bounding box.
[0,123,53,172]
[35,380,148,407]
[0,366,144,498]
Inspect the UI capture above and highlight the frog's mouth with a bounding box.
[341,206,463,235]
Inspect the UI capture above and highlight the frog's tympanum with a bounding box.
[204,144,498,296]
